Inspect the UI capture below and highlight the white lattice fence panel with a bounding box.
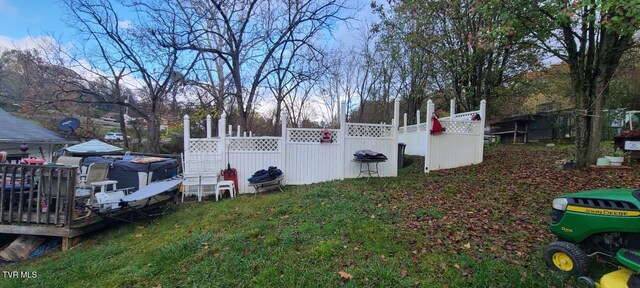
[186,154,222,173]
[440,120,481,135]
[404,125,418,133]
[287,129,339,143]
[188,139,220,154]
[453,111,479,120]
[228,138,280,152]
[418,123,428,132]
[347,124,393,138]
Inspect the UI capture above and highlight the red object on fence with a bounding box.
[320,127,333,143]
[431,115,444,135]
[223,168,239,196]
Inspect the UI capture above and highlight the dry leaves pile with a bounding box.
[389,146,640,264]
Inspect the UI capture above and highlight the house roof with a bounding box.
[0,109,75,144]
[64,139,123,155]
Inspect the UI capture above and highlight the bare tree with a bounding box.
[54,0,198,152]
[265,34,326,133]
[284,77,320,128]
[147,0,350,131]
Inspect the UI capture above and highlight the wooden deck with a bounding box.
[0,164,175,249]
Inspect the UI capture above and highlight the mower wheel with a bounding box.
[543,241,591,275]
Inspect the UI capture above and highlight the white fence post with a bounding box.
[281,111,288,181]
[424,100,434,173]
[339,101,347,180]
[479,99,487,163]
[219,112,227,169]
[237,125,241,137]
[393,98,400,128]
[206,114,212,138]
[403,113,407,132]
[183,114,190,170]
[228,124,232,136]
[450,99,456,118]
[416,110,421,126]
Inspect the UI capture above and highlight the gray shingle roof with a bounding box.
[0,108,75,144]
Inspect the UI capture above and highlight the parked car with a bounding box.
[105,132,125,141]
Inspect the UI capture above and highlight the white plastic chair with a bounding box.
[181,173,201,202]
[216,180,236,199]
[182,153,222,201]
[181,153,201,202]
[199,172,220,201]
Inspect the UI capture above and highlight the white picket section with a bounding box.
[225,137,283,194]
[344,123,397,178]
[344,137,397,178]
[425,99,486,172]
[183,99,402,194]
[285,128,342,184]
[398,123,428,156]
[398,99,487,173]
[425,126,483,171]
[182,98,485,196]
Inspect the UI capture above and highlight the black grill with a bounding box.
[569,198,639,210]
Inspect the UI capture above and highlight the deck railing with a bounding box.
[0,164,78,226]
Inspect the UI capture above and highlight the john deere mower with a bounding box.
[545,188,640,287]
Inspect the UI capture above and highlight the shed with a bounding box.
[489,115,531,144]
[0,108,76,161]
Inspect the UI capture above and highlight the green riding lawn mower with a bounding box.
[545,188,640,288]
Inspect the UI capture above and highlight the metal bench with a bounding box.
[249,175,284,194]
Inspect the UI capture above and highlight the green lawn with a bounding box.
[4,144,640,287]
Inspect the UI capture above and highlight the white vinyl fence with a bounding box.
[183,100,401,194]
[398,99,487,172]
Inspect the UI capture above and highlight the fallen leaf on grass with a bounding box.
[401,270,407,277]
[136,226,144,229]
[338,271,352,280]
[462,242,471,249]
[453,264,461,270]
[135,234,143,238]
[439,263,446,270]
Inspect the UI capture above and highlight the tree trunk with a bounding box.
[147,114,160,153]
[272,99,283,135]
